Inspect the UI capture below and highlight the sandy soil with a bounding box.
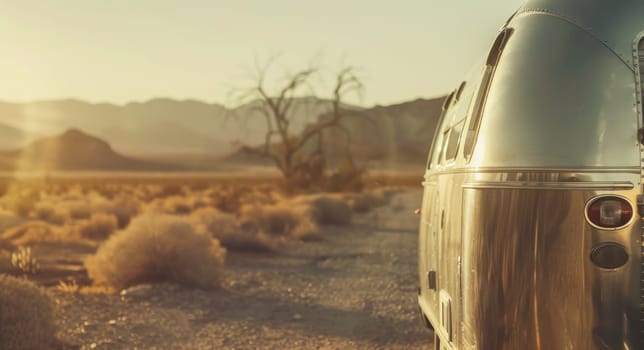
[50,190,434,349]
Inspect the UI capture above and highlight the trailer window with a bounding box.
[427,126,444,169]
[454,81,466,102]
[441,90,455,112]
[463,28,513,160]
[639,39,644,116]
[445,120,465,161]
[427,92,455,169]
[436,129,450,165]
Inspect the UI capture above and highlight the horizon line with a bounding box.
[0,94,447,109]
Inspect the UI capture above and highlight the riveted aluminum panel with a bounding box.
[520,0,644,69]
[469,14,639,168]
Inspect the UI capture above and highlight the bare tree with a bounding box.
[234,58,363,189]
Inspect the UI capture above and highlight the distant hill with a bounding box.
[0,129,175,171]
[319,97,445,165]
[223,146,275,165]
[225,97,445,167]
[0,98,343,154]
[0,122,38,150]
[0,96,445,170]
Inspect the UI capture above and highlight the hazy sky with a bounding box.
[0,0,523,107]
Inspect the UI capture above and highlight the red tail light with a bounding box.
[585,196,633,229]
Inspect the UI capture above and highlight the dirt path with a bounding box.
[53,190,434,349]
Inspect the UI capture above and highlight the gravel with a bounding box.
[52,190,433,349]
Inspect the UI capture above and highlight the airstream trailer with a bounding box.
[417,1,644,349]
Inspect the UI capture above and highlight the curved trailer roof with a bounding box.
[518,0,644,70]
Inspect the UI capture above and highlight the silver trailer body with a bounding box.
[417,1,644,349]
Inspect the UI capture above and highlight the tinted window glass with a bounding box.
[427,125,444,169]
[437,129,450,165]
[454,81,466,102]
[463,28,513,160]
[445,120,465,161]
[427,93,453,169]
[639,39,644,111]
[427,127,450,169]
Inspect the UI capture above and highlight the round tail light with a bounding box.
[590,243,629,269]
[585,196,633,229]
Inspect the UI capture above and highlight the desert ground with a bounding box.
[53,189,431,349]
[0,175,432,349]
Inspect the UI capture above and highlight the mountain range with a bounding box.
[0,96,445,171]
[0,97,337,154]
[317,98,443,165]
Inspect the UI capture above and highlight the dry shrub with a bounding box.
[66,201,92,220]
[59,189,83,201]
[11,246,40,275]
[289,215,319,240]
[76,213,118,240]
[0,274,57,350]
[208,186,261,213]
[345,189,389,213]
[241,190,280,207]
[3,189,40,218]
[32,202,69,225]
[160,183,184,197]
[137,184,163,201]
[190,207,274,252]
[94,184,121,199]
[93,195,140,229]
[57,279,80,294]
[45,184,64,196]
[286,154,326,192]
[85,214,226,290]
[346,193,372,213]
[162,196,193,215]
[192,197,209,210]
[188,182,210,192]
[207,186,282,215]
[325,159,365,193]
[292,194,352,225]
[240,202,319,240]
[209,192,242,213]
[1,222,60,245]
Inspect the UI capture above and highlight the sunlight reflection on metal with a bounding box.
[418,0,644,348]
